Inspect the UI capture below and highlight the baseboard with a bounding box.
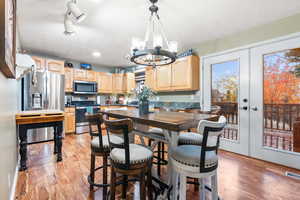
[9,160,19,200]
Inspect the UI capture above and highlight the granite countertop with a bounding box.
[65,102,200,110]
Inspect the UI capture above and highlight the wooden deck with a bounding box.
[15,133,300,200]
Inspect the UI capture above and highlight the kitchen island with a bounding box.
[16,110,64,171]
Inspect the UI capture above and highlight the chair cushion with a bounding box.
[171,145,218,168]
[110,144,153,164]
[148,127,166,141]
[178,132,203,145]
[91,135,123,152]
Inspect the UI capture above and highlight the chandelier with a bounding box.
[130,0,178,67]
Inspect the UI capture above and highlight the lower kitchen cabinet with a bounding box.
[64,107,75,134]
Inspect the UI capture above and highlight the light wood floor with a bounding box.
[15,133,300,200]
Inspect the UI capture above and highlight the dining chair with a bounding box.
[178,109,221,146]
[104,118,153,200]
[171,116,226,200]
[86,113,124,197]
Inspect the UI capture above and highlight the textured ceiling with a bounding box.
[18,0,300,67]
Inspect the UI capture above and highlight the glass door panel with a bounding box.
[211,60,239,141]
[263,49,300,152]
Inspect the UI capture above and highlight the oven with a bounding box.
[73,81,97,94]
[75,106,100,134]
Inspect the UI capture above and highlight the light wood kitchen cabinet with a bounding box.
[31,56,45,71]
[64,107,75,134]
[145,67,156,90]
[46,59,65,74]
[86,70,97,82]
[73,69,87,81]
[171,55,199,91]
[98,72,113,93]
[153,55,200,92]
[124,73,136,93]
[156,64,172,91]
[113,73,125,93]
[64,67,73,92]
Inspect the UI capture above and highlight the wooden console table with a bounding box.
[16,110,64,171]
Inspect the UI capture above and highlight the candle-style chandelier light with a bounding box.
[130,0,178,67]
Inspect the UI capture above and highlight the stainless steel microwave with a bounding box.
[73,81,97,94]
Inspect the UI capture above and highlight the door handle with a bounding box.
[239,106,248,110]
[251,106,258,111]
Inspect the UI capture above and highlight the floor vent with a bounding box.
[285,171,300,180]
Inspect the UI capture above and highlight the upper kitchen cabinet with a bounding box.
[98,72,113,93]
[154,55,200,92]
[156,64,172,91]
[112,73,125,93]
[73,69,87,81]
[124,73,136,93]
[86,70,97,82]
[31,56,46,71]
[145,67,156,90]
[64,67,73,92]
[46,59,65,74]
[171,55,199,91]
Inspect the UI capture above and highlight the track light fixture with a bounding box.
[64,12,75,36]
[63,0,86,35]
[67,0,86,23]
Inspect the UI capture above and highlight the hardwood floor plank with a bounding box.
[15,134,300,200]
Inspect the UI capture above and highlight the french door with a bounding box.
[250,37,300,169]
[203,35,300,169]
[203,49,250,156]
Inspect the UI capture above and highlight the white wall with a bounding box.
[0,73,19,200]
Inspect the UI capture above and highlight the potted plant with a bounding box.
[134,85,155,115]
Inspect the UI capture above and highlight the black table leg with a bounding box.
[56,122,63,162]
[54,126,58,154]
[19,126,28,171]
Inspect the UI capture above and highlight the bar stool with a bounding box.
[104,118,153,200]
[86,113,124,194]
[171,116,226,200]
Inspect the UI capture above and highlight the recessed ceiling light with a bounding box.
[92,51,101,57]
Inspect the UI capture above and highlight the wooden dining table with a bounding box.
[99,109,218,199]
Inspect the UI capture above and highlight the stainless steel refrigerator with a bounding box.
[22,71,65,143]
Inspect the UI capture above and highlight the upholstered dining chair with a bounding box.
[171,116,226,200]
[86,113,124,199]
[104,118,154,200]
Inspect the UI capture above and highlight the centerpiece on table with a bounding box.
[134,85,155,115]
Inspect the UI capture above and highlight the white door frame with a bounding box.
[202,49,250,156]
[250,36,300,169]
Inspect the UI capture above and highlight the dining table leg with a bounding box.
[163,130,180,200]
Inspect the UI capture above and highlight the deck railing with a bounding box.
[212,102,300,151]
